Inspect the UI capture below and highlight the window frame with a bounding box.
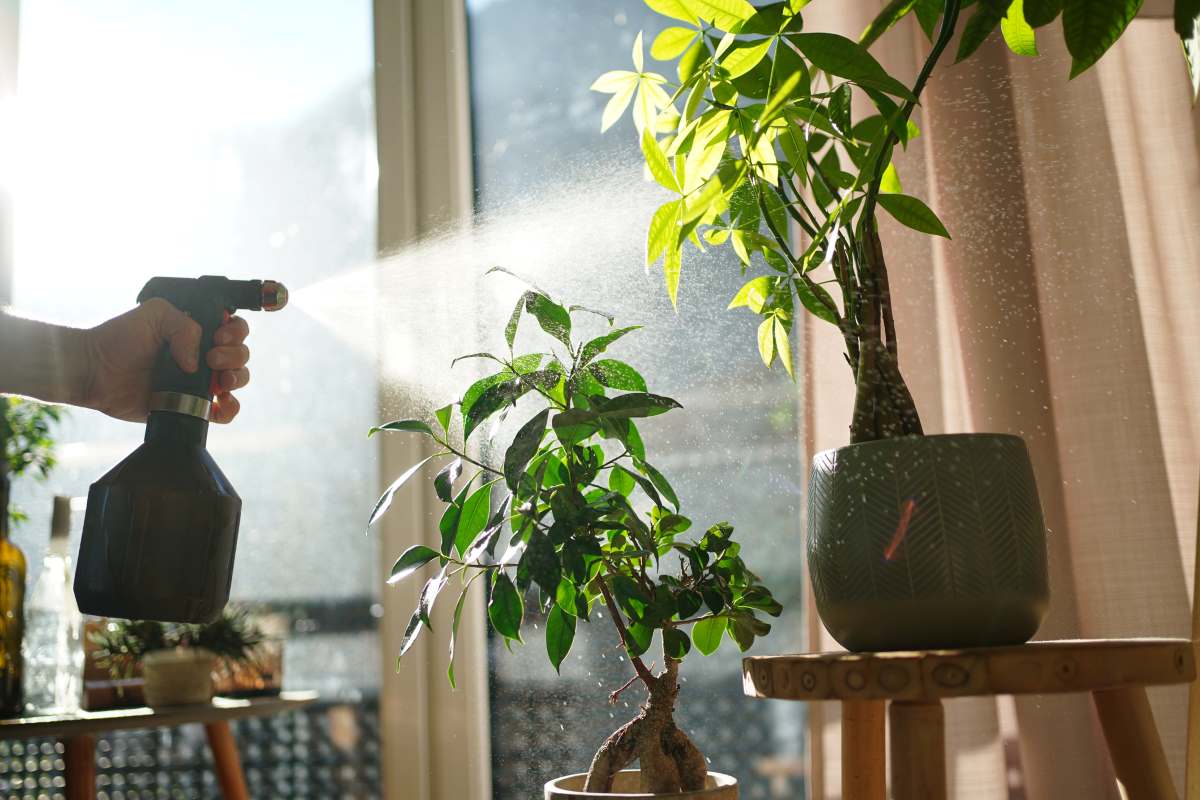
[372,2,492,799]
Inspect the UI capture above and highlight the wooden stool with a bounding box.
[743,638,1195,800]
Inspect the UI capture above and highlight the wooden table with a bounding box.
[0,691,318,800]
[744,639,1195,800]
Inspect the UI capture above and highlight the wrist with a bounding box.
[0,312,93,407]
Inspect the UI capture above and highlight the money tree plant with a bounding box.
[369,279,780,793]
[593,0,1198,445]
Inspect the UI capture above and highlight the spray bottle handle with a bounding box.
[147,299,227,410]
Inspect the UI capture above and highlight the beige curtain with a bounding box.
[800,8,1200,799]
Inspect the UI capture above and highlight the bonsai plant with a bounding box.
[371,280,780,795]
[89,608,267,707]
[588,0,1191,652]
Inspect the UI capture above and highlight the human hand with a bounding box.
[81,298,251,424]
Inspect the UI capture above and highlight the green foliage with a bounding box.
[372,283,780,683]
[88,607,265,680]
[1,398,63,529]
[594,0,1189,442]
[2,398,61,480]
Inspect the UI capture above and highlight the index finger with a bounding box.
[214,315,250,346]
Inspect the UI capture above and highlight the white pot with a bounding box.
[141,648,216,707]
[545,770,738,799]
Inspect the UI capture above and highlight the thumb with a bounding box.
[146,298,201,373]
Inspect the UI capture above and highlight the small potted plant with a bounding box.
[372,280,780,796]
[592,0,1194,652]
[89,608,266,707]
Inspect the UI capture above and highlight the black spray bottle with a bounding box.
[74,276,287,623]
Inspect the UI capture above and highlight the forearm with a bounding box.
[0,311,90,407]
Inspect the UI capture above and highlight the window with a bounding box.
[7,2,381,796]
[466,2,808,797]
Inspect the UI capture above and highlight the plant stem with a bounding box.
[859,0,962,232]
[598,578,656,687]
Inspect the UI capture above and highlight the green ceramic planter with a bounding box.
[808,433,1049,652]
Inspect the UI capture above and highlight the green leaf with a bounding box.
[652,26,699,60]
[860,0,918,48]
[914,0,942,39]
[642,130,680,192]
[580,326,641,367]
[880,162,903,194]
[504,409,549,492]
[368,456,434,529]
[663,628,692,659]
[638,460,680,510]
[1063,0,1141,78]
[398,609,424,658]
[524,293,573,350]
[523,529,561,596]
[614,465,665,508]
[488,573,524,641]
[439,484,470,553]
[368,419,433,437]
[417,567,450,629]
[647,200,683,267]
[1025,0,1063,27]
[598,392,683,418]
[387,545,440,584]
[589,359,648,392]
[447,584,471,688]
[773,317,794,379]
[504,293,527,349]
[676,589,703,619]
[757,317,776,368]
[956,2,1005,62]
[464,378,527,440]
[434,458,462,503]
[795,277,839,326]
[626,622,654,656]
[455,482,495,556]
[790,33,917,100]
[647,0,700,24]
[1001,0,1039,56]
[877,192,951,238]
[546,605,577,672]
[693,616,725,655]
[728,276,772,313]
[663,241,683,308]
[552,409,600,445]
[677,36,708,83]
[684,0,757,31]
[720,39,772,79]
[434,404,453,433]
[759,71,804,131]
[609,465,637,497]
[1184,13,1200,101]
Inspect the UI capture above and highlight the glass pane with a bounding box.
[466,2,807,798]
[9,2,380,796]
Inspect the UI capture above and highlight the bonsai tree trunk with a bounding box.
[583,657,707,793]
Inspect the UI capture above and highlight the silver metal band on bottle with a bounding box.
[148,391,212,421]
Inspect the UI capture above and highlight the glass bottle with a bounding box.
[0,468,27,717]
[24,496,83,714]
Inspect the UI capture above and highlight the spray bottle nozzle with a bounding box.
[260,280,288,311]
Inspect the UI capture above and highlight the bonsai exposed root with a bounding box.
[582,659,708,794]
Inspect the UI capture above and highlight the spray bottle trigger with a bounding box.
[207,309,233,398]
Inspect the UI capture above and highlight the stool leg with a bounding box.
[63,735,95,800]
[205,721,250,800]
[842,699,886,800]
[889,700,946,800]
[1093,687,1178,800]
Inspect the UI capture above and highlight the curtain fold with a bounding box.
[801,9,1200,798]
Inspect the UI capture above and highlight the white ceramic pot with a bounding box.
[141,648,217,707]
[544,770,737,799]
